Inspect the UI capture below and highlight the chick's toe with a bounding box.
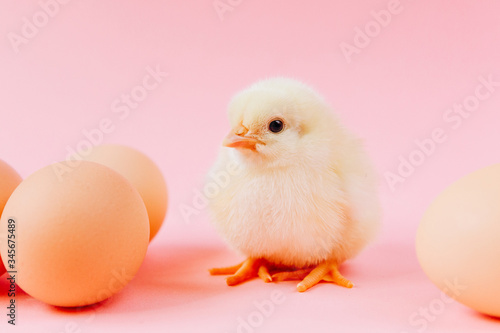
[208,262,244,275]
[296,261,354,292]
[209,258,273,286]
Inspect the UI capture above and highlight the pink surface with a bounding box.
[1,0,500,332]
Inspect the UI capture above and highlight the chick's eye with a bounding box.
[268,119,284,133]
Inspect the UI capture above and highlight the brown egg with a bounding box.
[0,161,149,307]
[83,145,168,242]
[0,160,22,277]
[417,164,500,317]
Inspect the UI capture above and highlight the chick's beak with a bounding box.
[223,131,261,150]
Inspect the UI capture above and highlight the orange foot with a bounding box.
[209,258,273,286]
[210,259,353,292]
[271,260,354,292]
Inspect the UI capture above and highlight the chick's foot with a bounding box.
[209,258,272,286]
[272,261,354,292]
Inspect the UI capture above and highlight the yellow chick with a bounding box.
[208,78,381,292]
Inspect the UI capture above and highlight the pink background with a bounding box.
[1,0,500,332]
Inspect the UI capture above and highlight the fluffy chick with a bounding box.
[208,78,380,292]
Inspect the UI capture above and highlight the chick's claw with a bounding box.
[296,261,354,292]
[323,267,354,289]
[257,265,272,283]
[209,258,273,286]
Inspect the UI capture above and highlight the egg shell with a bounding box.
[416,163,500,317]
[83,145,168,242]
[0,161,149,307]
[0,160,22,277]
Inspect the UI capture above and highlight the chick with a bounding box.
[208,78,380,292]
